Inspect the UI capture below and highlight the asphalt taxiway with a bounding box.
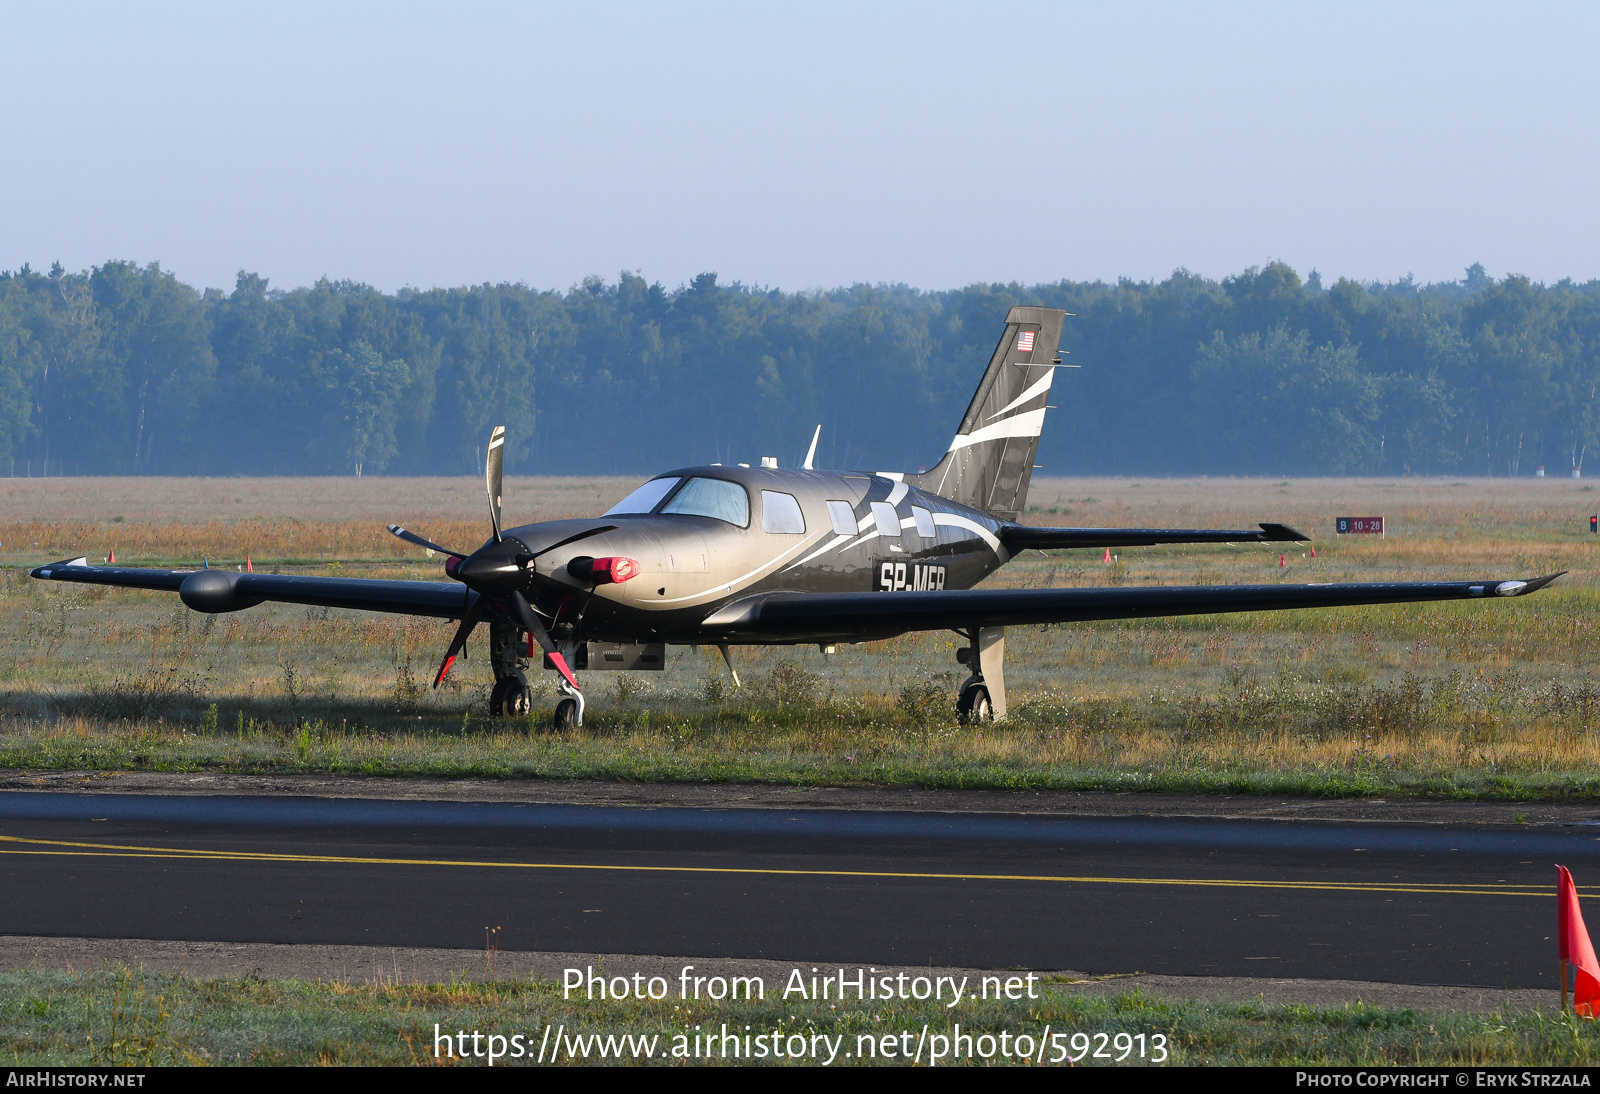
[0,789,1583,989]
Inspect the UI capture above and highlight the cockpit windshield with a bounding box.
[603,477,680,516]
[660,477,750,527]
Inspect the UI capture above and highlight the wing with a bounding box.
[29,560,477,620]
[1000,521,1307,552]
[700,573,1565,642]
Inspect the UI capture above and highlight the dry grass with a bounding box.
[0,475,638,564]
[1,474,1598,797]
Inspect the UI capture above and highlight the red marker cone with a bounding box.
[246,556,253,573]
[108,549,115,564]
[1104,547,1112,563]
[1558,866,1600,1016]
[1310,546,1317,558]
[1279,553,1286,568]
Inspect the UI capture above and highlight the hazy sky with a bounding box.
[2,2,1596,294]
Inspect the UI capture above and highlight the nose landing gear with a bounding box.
[553,680,585,729]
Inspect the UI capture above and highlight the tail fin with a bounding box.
[909,305,1066,522]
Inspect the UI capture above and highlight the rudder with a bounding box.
[909,305,1066,521]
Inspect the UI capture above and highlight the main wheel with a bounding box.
[553,697,579,729]
[489,672,531,716]
[957,683,992,724]
[502,682,532,717]
[488,678,510,716]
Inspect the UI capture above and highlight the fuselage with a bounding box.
[496,464,1009,645]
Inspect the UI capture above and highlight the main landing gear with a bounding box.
[487,621,533,718]
[955,625,1007,723]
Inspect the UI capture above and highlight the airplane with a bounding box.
[30,306,1562,728]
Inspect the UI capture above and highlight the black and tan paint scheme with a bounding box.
[31,307,1563,727]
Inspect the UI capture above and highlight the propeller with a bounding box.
[396,425,605,693]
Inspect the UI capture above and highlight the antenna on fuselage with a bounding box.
[801,424,821,470]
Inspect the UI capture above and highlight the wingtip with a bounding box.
[1523,571,1567,594]
[31,556,88,578]
[1495,572,1567,597]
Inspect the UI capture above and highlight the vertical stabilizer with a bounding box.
[909,306,1066,521]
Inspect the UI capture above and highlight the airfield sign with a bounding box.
[1336,516,1384,535]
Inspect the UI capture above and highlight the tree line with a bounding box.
[0,259,1595,478]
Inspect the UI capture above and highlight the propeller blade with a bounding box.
[511,588,579,691]
[528,524,619,560]
[432,654,459,688]
[486,425,505,543]
[387,524,467,559]
[509,589,554,653]
[431,604,484,687]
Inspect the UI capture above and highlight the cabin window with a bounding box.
[911,505,936,539]
[870,501,901,538]
[826,500,857,536]
[661,477,750,527]
[760,490,806,534]
[603,476,680,515]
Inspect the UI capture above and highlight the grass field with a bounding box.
[1,965,1593,1066]
[2,474,1598,798]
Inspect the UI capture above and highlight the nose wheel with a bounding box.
[552,666,585,728]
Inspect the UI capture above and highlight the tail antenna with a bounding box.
[802,424,821,470]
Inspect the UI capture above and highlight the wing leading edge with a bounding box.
[29,561,476,620]
[999,522,1307,552]
[700,573,1565,643]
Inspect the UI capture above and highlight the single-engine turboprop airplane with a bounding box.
[32,307,1562,727]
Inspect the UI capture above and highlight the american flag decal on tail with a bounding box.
[1016,330,1036,353]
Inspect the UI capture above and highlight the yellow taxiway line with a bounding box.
[0,833,1548,898]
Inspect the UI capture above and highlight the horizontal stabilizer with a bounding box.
[1000,522,1309,553]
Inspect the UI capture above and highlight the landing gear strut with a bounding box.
[955,625,1007,723]
[487,621,532,717]
[552,639,585,729]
